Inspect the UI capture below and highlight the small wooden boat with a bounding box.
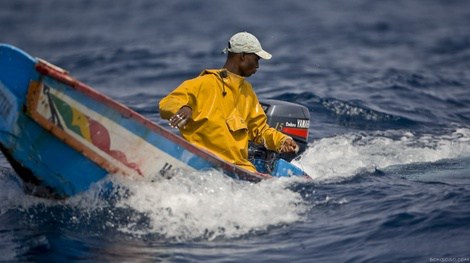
[0,44,309,199]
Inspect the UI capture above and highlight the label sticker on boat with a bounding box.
[0,82,17,131]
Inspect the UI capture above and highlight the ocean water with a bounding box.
[1,0,470,262]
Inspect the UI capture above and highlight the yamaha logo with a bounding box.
[281,119,310,129]
[297,119,310,128]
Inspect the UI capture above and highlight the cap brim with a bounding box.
[256,50,272,60]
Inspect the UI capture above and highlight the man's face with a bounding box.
[239,53,260,77]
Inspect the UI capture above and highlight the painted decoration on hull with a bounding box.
[26,77,193,178]
[47,84,142,175]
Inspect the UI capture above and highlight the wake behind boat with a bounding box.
[0,44,310,199]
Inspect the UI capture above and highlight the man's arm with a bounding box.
[159,79,195,120]
[248,103,298,153]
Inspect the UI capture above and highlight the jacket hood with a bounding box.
[199,69,246,81]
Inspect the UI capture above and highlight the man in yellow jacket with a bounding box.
[159,32,298,172]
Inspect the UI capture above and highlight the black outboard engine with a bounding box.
[249,99,310,174]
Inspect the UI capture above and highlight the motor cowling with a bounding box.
[249,99,310,174]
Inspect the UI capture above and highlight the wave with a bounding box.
[1,128,469,242]
[294,128,470,182]
[0,166,310,242]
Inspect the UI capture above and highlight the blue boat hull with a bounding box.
[0,44,307,198]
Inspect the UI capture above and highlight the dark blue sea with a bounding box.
[1,0,470,262]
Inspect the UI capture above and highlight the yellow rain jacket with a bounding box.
[159,69,289,172]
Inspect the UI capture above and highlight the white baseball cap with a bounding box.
[223,32,272,60]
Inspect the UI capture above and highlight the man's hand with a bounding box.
[280,137,299,153]
[169,106,192,128]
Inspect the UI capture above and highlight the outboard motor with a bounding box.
[249,99,310,175]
